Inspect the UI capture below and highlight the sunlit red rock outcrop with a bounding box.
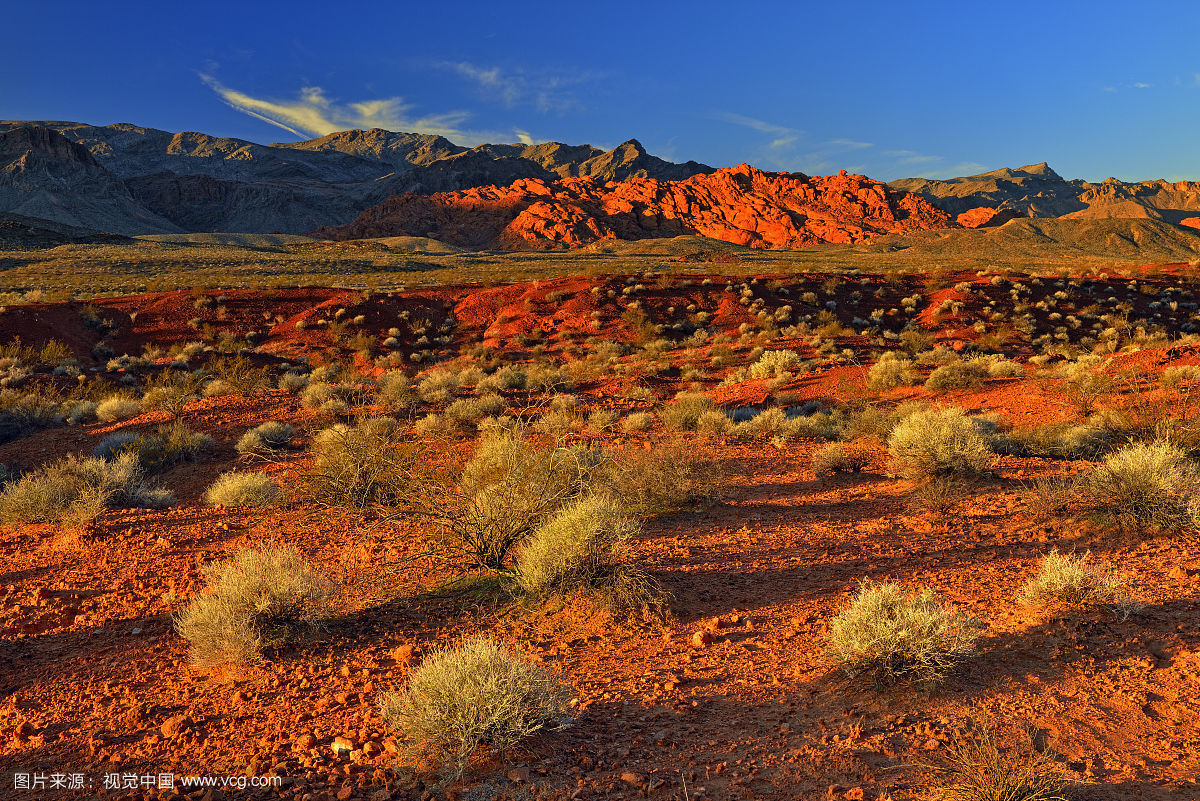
[314,164,955,249]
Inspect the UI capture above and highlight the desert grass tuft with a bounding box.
[378,637,571,781]
[0,453,173,525]
[515,494,663,612]
[174,543,335,667]
[828,580,983,687]
[204,471,281,508]
[1018,550,1141,619]
[921,723,1071,801]
[888,407,996,479]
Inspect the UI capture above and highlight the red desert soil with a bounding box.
[313,165,959,250]
[2,273,1200,800]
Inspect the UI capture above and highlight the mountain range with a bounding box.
[0,121,711,236]
[5,119,1200,251]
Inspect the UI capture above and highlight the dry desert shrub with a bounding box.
[695,409,733,437]
[659,391,715,432]
[0,391,64,443]
[1055,354,1114,415]
[302,418,417,509]
[866,351,919,392]
[92,421,213,471]
[746,349,803,379]
[1018,550,1141,620]
[0,452,173,525]
[378,637,571,781]
[375,371,419,416]
[236,421,295,455]
[175,543,335,667]
[924,359,990,392]
[204,471,281,508]
[95,395,142,423]
[606,439,716,517]
[811,442,870,476]
[436,430,601,571]
[1078,441,1200,530]
[887,407,996,479]
[922,724,1071,801]
[828,580,983,687]
[514,494,662,612]
[620,411,654,433]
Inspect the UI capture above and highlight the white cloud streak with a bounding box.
[199,74,490,143]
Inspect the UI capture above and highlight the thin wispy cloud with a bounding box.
[715,111,800,139]
[200,74,483,142]
[1134,82,1152,89]
[883,149,942,166]
[827,138,873,150]
[439,61,598,113]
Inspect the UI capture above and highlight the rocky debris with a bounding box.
[315,164,953,250]
[160,714,192,738]
[331,735,356,756]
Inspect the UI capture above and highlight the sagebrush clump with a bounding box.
[1078,441,1200,530]
[204,471,281,508]
[828,580,983,686]
[888,407,996,479]
[175,544,335,667]
[236,421,295,455]
[1018,550,1141,619]
[0,453,173,525]
[515,494,660,611]
[378,637,571,780]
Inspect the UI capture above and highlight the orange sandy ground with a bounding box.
[1,275,1199,801]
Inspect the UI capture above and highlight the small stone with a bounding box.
[507,766,530,783]
[160,715,192,738]
[14,721,35,742]
[390,644,416,666]
[844,788,864,800]
[336,787,353,800]
[691,630,715,648]
[294,734,316,751]
[331,736,355,756]
[620,771,645,786]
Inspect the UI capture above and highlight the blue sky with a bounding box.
[4,1,1200,181]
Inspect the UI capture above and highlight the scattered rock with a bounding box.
[331,736,355,756]
[160,715,192,738]
[692,630,716,648]
[620,771,645,787]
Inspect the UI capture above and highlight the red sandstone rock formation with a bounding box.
[314,164,954,249]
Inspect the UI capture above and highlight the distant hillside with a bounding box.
[0,120,712,236]
[315,164,953,250]
[891,162,1200,223]
[859,217,1200,263]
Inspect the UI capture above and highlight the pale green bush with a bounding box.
[1018,550,1141,619]
[96,396,141,423]
[204,472,280,508]
[828,580,982,686]
[888,407,996,479]
[378,638,571,780]
[175,544,334,666]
